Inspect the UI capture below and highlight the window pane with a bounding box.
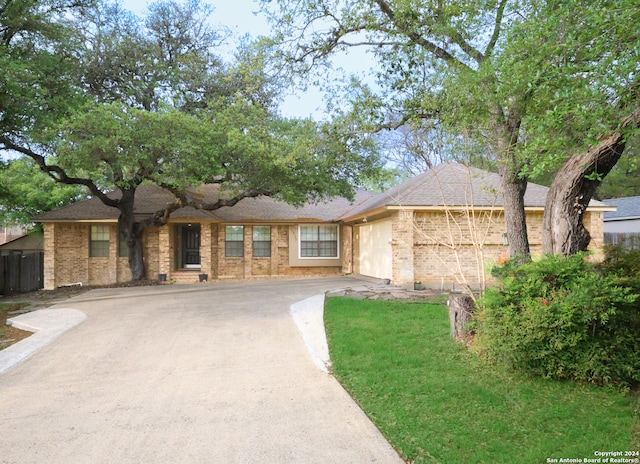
[300,225,318,241]
[225,226,244,241]
[225,241,244,257]
[90,241,110,258]
[301,242,318,257]
[318,225,337,240]
[91,225,110,241]
[225,226,244,257]
[300,225,338,258]
[253,241,271,257]
[252,226,271,257]
[253,226,271,241]
[90,225,110,257]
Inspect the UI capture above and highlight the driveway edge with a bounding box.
[0,308,86,374]
[290,293,331,373]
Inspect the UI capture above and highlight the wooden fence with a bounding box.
[604,232,640,250]
[0,252,44,296]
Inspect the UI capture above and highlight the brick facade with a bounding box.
[364,208,606,290]
[39,165,611,290]
[43,221,346,289]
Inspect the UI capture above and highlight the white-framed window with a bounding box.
[90,225,110,257]
[252,226,271,257]
[299,225,339,258]
[225,225,244,257]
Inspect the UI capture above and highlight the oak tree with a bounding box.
[259,0,639,257]
[1,0,380,280]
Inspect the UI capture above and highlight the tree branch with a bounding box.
[373,0,473,72]
[485,0,508,58]
[141,183,270,228]
[0,136,119,207]
[188,186,269,211]
[448,29,485,64]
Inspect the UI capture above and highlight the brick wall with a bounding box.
[392,210,415,283]
[155,222,345,284]
[143,227,160,280]
[45,223,90,289]
[45,222,124,289]
[341,225,353,274]
[43,207,608,288]
[409,209,523,288]
[405,208,605,289]
[585,211,605,260]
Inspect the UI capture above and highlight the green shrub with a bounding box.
[475,253,640,387]
[600,243,640,295]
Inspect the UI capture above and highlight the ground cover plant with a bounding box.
[325,297,639,464]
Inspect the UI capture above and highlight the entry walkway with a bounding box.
[0,277,404,464]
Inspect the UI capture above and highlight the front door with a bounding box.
[181,224,201,268]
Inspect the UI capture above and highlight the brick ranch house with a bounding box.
[36,163,613,290]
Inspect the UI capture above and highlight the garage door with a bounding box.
[358,220,392,280]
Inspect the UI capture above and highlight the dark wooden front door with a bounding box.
[181,225,201,268]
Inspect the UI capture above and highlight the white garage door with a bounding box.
[358,220,392,280]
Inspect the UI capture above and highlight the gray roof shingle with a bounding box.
[35,184,376,223]
[35,163,611,223]
[603,196,640,220]
[342,162,608,219]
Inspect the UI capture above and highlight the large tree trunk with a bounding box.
[543,107,640,255]
[491,103,531,261]
[542,135,626,255]
[500,164,530,259]
[118,188,147,281]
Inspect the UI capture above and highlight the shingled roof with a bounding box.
[36,163,612,224]
[340,162,610,220]
[35,184,375,223]
[603,196,640,221]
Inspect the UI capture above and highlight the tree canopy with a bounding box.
[0,0,381,280]
[0,157,85,227]
[260,0,640,256]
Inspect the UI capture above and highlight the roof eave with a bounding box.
[36,218,119,223]
[604,215,640,222]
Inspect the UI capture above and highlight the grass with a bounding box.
[325,297,640,464]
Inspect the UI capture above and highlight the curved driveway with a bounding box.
[0,277,403,464]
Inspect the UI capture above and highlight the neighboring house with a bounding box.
[0,232,44,256]
[35,163,613,290]
[0,225,28,246]
[602,196,640,233]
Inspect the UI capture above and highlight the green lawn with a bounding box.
[325,297,639,464]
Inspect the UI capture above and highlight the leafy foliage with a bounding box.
[0,0,88,138]
[476,254,640,387]
[0,158,85,227]
[261,0,640,256]
[1,0,382,280]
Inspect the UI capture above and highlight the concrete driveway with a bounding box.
[0,277,403,464]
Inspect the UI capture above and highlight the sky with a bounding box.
[119,0,356,119]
